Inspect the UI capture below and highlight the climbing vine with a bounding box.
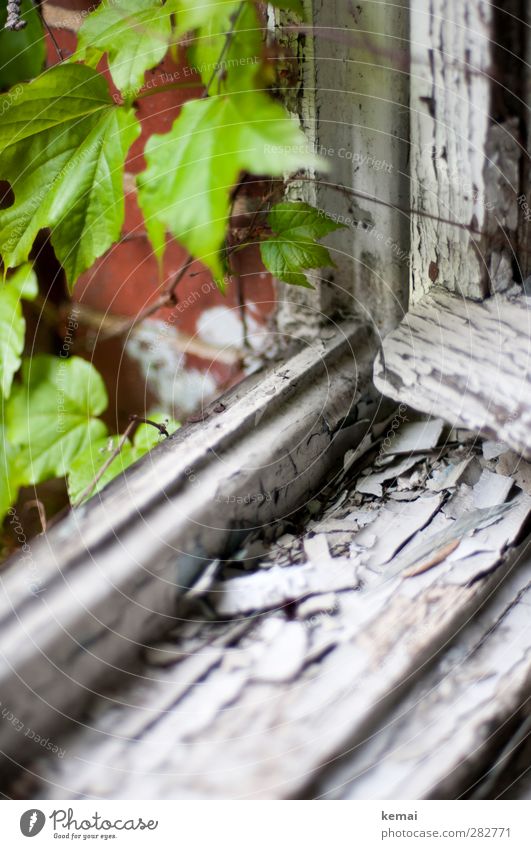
[0,0,343,527]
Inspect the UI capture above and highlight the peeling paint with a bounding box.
[196,306,244,350]
[126,321,219,414]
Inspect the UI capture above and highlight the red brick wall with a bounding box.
[45,1,276,426]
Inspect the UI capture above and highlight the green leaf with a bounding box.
[67,435,137,504]
[267,201,344,240]
[8,262,38,301]
[0,286,26,398]
[133,412,180,451]
[0,0,46,89]
[260,238,331,287]
[67,412,180,504]
[260,201,345,286]
[0,64,140,287]
[7,355,108,485]
[188,2,263,95]
[0,265,38,398]
[0,425,22,523]
[171,0,239,34]
[137,92,321,283]
[76,0,173,97]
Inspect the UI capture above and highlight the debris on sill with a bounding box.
[12,410,531,801]
[210,414,529,590]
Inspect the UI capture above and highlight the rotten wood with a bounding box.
[7,424,531,800]
[374,288,531,459]
[0,320,379,773]
[410,0,524,300]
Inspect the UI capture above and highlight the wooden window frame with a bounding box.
[1,0,530,786]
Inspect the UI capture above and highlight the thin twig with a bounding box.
[73,414,171,507]
[203,1,246,96]
[72,420,137,508]
[129,414,170,439]
[101,184,271,344]
[42,16,65,61]
[101,253,195,341]
[290,175,486,237]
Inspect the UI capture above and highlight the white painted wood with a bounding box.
[10,443,531,800]
[519,1,531,281]
[0,320,378,770]
[317,549,531,799]
[374,289,531,459]
[274,0,410,338]
[409,0,522,300]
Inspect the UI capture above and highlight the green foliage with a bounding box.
[76,0,173,96]
[0,264,37,398]
[260,202,345,286]
[187,2,263,94]
[67,435,138,504]
[170,0,241,34]
[7,355,109,485]
[0,0,46,89]
[0,64,140,287]
[67,413,180,504]
[138,94,320,283]
[0,0,323,291]
[0,424,20,522]
[0,0,336,530]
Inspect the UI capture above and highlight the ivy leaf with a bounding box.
[260,201,345,286]
[0,0,46,89]
[8,262,38,300]
[133,412,180,451]
[171,0,240,34]
[137,93,321,284]
[267,201,344,240]
[188,2,263,95]
[67,413,180,504]
[7,355,108,485]
[76,0,173,97]
[67,435,137,504]
[0,64,140,287]
[0,425,21,523]
[0,264,38,398]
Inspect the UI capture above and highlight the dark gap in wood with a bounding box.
[492,0,530,282]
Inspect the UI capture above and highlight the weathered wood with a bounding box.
[274,0,410,338]
[9,430,531,800]
[0,320,379,773]
[519,0,531,280]
[410,0,523,300]
[314,545,531,799]
[373,289,531,459]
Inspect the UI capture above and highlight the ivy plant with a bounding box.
[0,0,342,527]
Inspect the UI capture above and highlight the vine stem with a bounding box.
[72,420,137,508]
[203,0,246,96]
[42,15,65,61]
[72,415,169,508]
[289,175,486,237]
[101,253,194,341]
